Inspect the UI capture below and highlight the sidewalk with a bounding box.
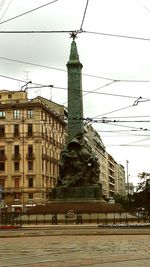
[1,224,150,237]
[1,231,150,267]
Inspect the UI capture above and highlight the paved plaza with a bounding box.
[1,226,150,267]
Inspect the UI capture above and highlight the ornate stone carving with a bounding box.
[57,133,100,188]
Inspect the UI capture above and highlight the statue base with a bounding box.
[52,185,102,200]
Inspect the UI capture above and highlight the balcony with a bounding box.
[3,187,47,193]
[50,157,58,164]
[4,187,22,193]
[26,153,35,160]
[42,154,50,161]
[12,154,21,160]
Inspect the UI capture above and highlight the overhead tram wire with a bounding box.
[80,0,90,31]
[136,0,150,13]
[0,0,59,26]
[104,144,150,147]
[94,121,150,132]
[1,55,150,83]
[97,115,150,119]
[1,74,150,108]
[90,96,147,120]
[0,0,13,22]
[2,28,150,43]
[123,136,150,146]
[82,30,150,42]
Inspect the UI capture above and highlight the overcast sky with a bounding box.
[1,0,150,186]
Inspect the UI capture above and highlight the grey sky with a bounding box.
[1,0,150,185]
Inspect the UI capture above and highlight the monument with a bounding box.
[52,35,102,201]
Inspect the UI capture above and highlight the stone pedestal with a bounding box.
[52,185,102,201]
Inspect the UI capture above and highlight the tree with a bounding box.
[136,172,150,214]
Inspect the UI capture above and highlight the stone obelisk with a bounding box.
[67,39,84,141]
[52,37,102,200]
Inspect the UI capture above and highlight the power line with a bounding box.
[136,0,150,13]
[93,119,150,123]
[91,95,147,119]
[0,0,59,25]
[97,121,150,131]
[105,144,150,147]
[1,74,150,110]
[0,30,74,33]
[99,115,150,119]
[1,28,150,43]
[80,0,90,31]
[92,104,134,119]
[83,30,150,42]
[0,74,135,99]
[124,136,150,146]
[83,81,116,96]
[0,0,7,11]
[0,0,13,22]
[1,55,150,83]
[97,129,150,133]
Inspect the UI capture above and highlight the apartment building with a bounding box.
[85,124,107,197]
[0,90,66,211]
[105,153,117,198]
[116,164,126,196]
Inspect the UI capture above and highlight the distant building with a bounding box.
[85,124,126,198]
[0,90,66,211]
[85,124,107,197]
[106,153,116,198]
[116,164,126,196]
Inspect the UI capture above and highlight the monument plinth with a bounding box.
[51,37,103,202]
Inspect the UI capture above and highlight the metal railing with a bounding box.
[0,210,150,226]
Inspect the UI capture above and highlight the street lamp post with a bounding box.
[126,160,129,194]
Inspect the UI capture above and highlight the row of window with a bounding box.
[0,177,34,189]
[0,124,33,137]
[0,160,34,172]
[0,109,33,119]
[0,145,33,156]
[0,109,63,131]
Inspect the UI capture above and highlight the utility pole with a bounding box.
[126,160,129,195]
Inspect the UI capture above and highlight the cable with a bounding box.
[124,136,150,146]
[83,81,116,96]
[97,129,150,132]
[136,0,150,13]
[0,74,129,99]
[105,144,150,147]
[0,73,51,87]
[0,56,66,72]
[91,95,147,119]
[99,119,150,123]
[0,0,13,22]
[80,0,89,31]
[92,105,134,119]
[0,30,75,33]
[0,0,6,11]
[83,30,150,42]
[1,28,150,43]
[97,121,150,131]
[1,74,150,111]
[98,115,150,119]
[0,0,59,25]
[1,55,150,83]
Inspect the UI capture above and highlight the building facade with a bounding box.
[85,124,126,199]
[0,90,66,211]
[0,90,126,210]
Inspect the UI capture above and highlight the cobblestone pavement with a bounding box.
[1,233,150,267]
